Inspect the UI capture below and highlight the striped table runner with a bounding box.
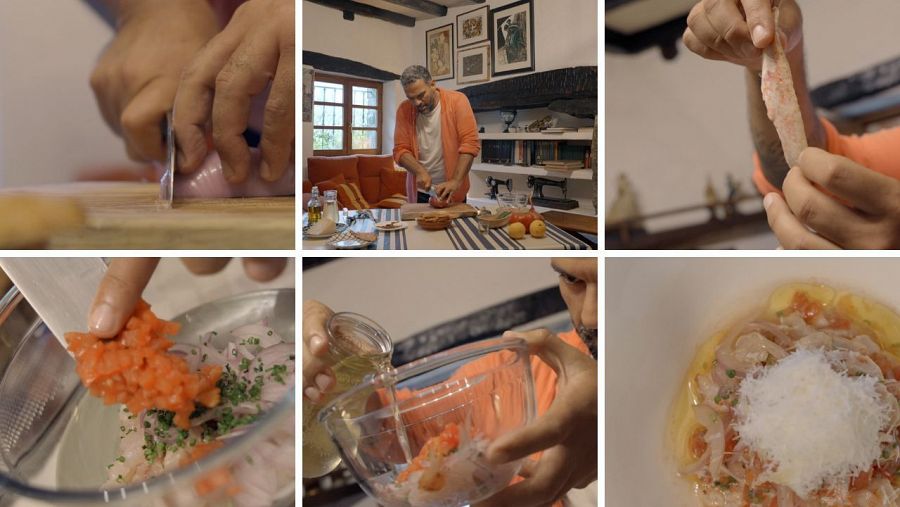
[446,217,590,250]
[365,209,408,250]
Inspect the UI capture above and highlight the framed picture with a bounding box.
[457,45,490,84]
[490,0,535,77]
[425,24,454,81]
[456,6,489,48]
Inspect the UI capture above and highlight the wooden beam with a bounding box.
[459,67,598,112]
[306,0,416,27]
[379,0,447,17]
[303,51,400,81]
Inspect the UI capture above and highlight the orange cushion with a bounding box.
[357,155,393,203]
[307,156,360,187]
[302,180,312,194]
[314,173,347,206]
[379,168,407,201]
[336,182,371,210]
[374,194,407,209]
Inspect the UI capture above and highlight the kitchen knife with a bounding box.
[159,110,175,208]
[0,257,108,350]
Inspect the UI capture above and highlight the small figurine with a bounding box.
[606,173,642,226]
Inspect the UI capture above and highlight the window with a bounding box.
[313,75,383,155]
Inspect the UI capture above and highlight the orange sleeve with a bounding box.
[752,118,900,195]
[453,93,481,157]
[393,102,415,164]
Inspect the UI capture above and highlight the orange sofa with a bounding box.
[303,154,408,209]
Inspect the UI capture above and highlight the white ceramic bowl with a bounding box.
[606,257,900,506]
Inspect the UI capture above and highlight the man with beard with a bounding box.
[303,258,598,506]
[393,65,480,204]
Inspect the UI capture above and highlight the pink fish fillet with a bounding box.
[760,7,807,168]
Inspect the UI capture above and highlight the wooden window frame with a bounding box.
[312,74,383,156]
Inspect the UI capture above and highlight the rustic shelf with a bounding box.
[471,162,593,180]
[478,132,593,141]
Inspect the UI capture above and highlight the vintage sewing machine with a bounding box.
[527,176,579,210]
[484,176,513,200]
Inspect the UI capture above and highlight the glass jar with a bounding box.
[302,312,393,478]
[323,189,339,223]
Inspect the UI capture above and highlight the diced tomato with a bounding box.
[65,299,222,429]
[790,292,824,324]
[689,426,708,460]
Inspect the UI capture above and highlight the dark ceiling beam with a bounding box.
[303,51,400,81]
[306,0,416,27]
[379,0,447,17]
[459,66,598,112]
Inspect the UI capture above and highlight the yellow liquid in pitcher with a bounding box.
[302,353,392,477]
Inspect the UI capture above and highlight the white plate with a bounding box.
[328,237,374,249]
[605,258,900,507]
[374,221,407,232]
[303,222,348,239]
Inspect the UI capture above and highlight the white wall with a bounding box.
[0,0,139,187]
[605,0,900,240]
[302,257,561,342]
[415,0,598,133]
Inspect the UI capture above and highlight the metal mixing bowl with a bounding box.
[0,287,294,507]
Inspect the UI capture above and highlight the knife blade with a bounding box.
[0,258,108,349]
[159,110,175,207]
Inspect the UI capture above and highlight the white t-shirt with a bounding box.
[415,100,445,185]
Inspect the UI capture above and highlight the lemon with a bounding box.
[530,220,546,238]
[508,222,526,239]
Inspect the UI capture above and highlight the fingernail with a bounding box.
[222,162,234,181]
[763,193,776,210]
[315,373,333,392]
[310,334,326,351]
[742,41,757,58]
[259,160,272,181]
[751,25,768,47]
[89,303,117,336]
[304,387,321,402]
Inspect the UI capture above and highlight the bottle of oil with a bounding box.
[302,312,393,478]
[307,186,322,224]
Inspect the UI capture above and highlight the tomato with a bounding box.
[429,196,450,209]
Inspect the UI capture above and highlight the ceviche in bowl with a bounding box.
[607,259,900,507]
[0,288,294,507]
[318,337,536,507]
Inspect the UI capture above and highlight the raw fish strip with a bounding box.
[760,8,807,168]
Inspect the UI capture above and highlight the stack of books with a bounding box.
[541,160,585,170]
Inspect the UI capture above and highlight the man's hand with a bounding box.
[474,329,597,507]
[416,171,433,193]
[89,258,287,337]
[683,0,802,72]
[434,180,460,201]
[763,147,900,249]
[302,300,335,403]
[174,0,295,183]
[90,0,218,162]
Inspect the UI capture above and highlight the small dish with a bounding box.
[374,221,407,232]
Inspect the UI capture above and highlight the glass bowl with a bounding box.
[319,337,536,507]
[0,287,294,507]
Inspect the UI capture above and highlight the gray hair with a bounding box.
[400,65,432,87]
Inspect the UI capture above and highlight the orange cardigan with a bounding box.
[753,118,900,194]
[392,88,481,203]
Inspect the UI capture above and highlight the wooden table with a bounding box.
[541,210,598,235]
[0,183,295,249]
[303,209,591,250]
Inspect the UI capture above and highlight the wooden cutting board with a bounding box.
[400,202,477,220]
[0,182,294,249]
